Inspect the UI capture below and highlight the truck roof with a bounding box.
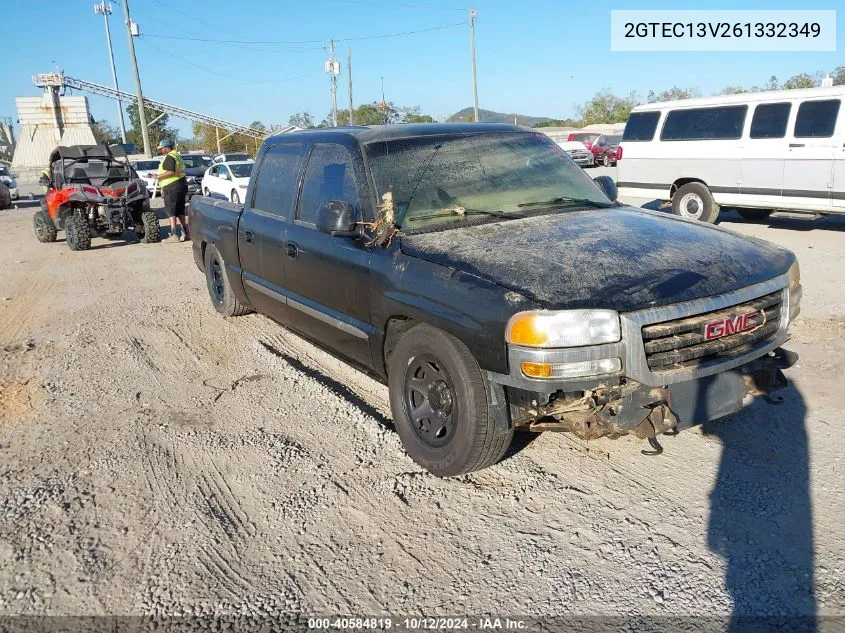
[270,122,531,145]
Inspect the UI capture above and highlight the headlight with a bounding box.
[506,309,621,348]
[788,260,801,322]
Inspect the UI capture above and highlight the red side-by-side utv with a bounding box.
[33,145,161,250]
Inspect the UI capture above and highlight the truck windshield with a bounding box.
[365,132,610,228]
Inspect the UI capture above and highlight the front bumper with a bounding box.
[186,179,202,196]
[487,274,799,439]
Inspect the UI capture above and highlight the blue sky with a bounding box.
[1,0,842,137]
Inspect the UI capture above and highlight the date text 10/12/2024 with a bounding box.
[308,617,528,630]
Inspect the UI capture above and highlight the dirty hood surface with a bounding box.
[400,207,795,312]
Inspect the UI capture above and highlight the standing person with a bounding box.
[153,139,189,243]
[38,166,53,194]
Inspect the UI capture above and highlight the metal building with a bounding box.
[11,91,96,182]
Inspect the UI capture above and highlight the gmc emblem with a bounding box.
[704,311,758,341]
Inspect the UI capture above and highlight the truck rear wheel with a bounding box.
[65,215,92,251]
[672,182,720,223]
[204,244,252,317]
[33,211,58,243]
[387,324,513,477]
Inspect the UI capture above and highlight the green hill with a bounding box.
[446,107,552,126]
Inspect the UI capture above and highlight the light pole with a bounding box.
[469,8,479,123]
[94,1,127,143]
[122,0,151,156]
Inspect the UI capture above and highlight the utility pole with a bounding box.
[94,1,127,143]
[347,47,354,126]
[469,8,479,123]
[325,40,339,127]
[122,0,150,155]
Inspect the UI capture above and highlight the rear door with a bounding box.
[741,101,790,199]
[239,143,307,325]
[283,142,374,368]
[782,98,840,208]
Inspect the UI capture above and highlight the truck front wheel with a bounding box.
[203,244,252,317]
[387,324,513,477]
[672,182,719,223]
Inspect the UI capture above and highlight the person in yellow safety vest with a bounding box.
[38,167,53,194]
[152,138,190,243]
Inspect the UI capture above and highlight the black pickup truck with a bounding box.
[189,123,800,477]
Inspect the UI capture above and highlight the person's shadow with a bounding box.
[702,380,815,631]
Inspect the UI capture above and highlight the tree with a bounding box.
[288,112,316,129]
[717,86,749,95]
[91,120,121,145]
[578,89,639,125]
[125,101,178,152]
[647,86,700,103]
[831,66,845,86]
[763,75,779,91]
[324,102,434,127]
[783,73,816,90]
[191,121,266,155]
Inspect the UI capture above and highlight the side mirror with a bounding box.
[317,200,358,237]
[593,175,618,202]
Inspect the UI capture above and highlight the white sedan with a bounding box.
[130,158,163,197]
[0,165,18,200]
[201,161,253,203]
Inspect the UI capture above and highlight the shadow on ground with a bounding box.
[702,383,815,629]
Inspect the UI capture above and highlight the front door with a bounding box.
[283,143,374,368]
[782,98,840,209]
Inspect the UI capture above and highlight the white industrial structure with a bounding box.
[11,92,96,182]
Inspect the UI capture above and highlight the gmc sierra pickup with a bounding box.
[189,123,800,477]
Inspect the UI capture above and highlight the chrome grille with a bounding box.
[642,291,783,371]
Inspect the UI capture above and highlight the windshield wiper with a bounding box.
[518,196,612,209]
[407,207,525,222]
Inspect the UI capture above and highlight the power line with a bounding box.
[137,38,322,85]
[139,20,468,46]
[134,11,324,53]
[323,0,466,12]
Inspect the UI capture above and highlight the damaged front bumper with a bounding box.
[488,347,798,444]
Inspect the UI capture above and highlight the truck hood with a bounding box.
[399,207,795,312]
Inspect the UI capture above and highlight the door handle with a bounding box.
[244,230,254,243]
[789,143,805,148]
[286,241,299,259]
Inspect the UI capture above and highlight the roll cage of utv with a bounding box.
[34,144,160,250]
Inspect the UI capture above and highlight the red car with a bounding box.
[568,133,622,167]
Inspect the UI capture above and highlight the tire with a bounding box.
[387,323,514,477]
[736,208,774,222]
[65,215,92,251]
[204,243,251,317]
[203,188,210,197]
[139,210,161,243]
[231,190,240,204]
[33,210,57,243]
[671,182,720,223]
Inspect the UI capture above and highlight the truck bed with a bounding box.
[188,195,243,272]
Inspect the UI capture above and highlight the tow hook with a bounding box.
[636,402,678,457]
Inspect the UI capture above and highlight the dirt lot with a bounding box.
[0,188,844,621]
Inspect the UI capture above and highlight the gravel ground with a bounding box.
[0,181,843,622]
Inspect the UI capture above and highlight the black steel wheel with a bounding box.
[404,354,459,449]
[203,243,252,317]
[388,323,513,477]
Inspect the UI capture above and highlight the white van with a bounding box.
[617,86,845,222]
